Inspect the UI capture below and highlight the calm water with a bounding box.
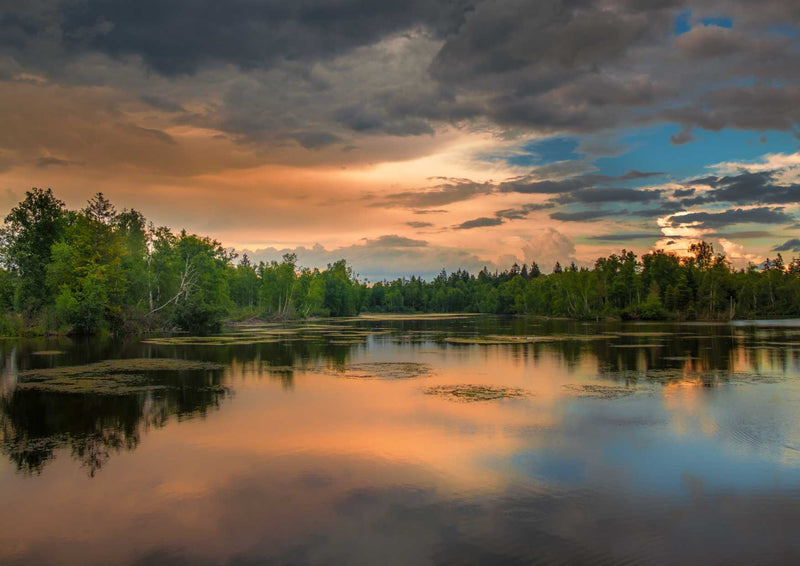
[2,316,800,565]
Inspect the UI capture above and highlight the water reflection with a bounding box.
[0,317,800,565]
[0,351,228,476]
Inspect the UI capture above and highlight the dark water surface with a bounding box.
[2,316,800,565]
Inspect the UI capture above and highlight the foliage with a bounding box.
[361,245,800,321]
[0,189,365,335]
[0,188,65,312]
[3,188,800,335]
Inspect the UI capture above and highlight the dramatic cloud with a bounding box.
[494,202,555,220]
[550,210,623,222]
[668,207,793,229]
[498,171,663,195]
[378,178,494,209]
[453,216,504,230]
[4,0,474,76]
[555,187,663,204]
[675,170,800,205]
[4,1,800,276]
[774,238,800,252]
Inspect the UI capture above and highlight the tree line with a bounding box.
[0,188,364,335]
[2,188,800,335]
[364,242,800,320]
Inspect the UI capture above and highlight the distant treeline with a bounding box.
[365,246,800,321]
[2,188,800,335]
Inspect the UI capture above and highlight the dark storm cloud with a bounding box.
[676,171,800,205]
[379,178,494,209]
[673,187,695,198]
[687,176,720,186]
[7,0,474,76]
[139,94,185,113]
[425,0,679,131]
[285,130,342,150]
[555,187,663,204]
[406,221,433,228]
[5,0,800,145]
[449,201,556,231]
[627,202,684,217]
[663,85,800,134]
[549,209,623,222]
[498,170,663,195]
[6,0,800,149]
[494,202,555,220]
[711,171,778,203]
[452,216,504,230]
[667,207,793,228]
[774,238,800,252]
[334,105,434,136]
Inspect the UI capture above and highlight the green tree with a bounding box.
[0,188,65,312]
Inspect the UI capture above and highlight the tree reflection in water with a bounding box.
[0,367,227,476]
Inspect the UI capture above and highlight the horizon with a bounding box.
[3,2,800,279]
[3,187,795,283]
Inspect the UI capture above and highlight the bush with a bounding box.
[171,298,225,335]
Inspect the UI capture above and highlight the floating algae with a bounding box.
[31,350,64,356]
[445,334,615,345]
[562,384,637,399]
[423,384,529,402]
[142,325,393,347]
[16,358,224,394]
[143,336,284,346]
[311,362,433,380]
[344,313,478,321]
[597,367,788,386]
[609,343,663,348]
[603,331,674,337]
[262,365,295,373]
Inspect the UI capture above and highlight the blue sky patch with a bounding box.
[594,125,798,181]
[674,10,733,35]
[482,136,585,167]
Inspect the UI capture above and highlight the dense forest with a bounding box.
[0,188,364,335]
[2,188,800,336]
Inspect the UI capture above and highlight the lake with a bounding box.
[2,315,800,565]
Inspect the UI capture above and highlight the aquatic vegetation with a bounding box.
[262,365,295,373]
[31,350,64,356]
[142,337,283,346]
[604,331,674,337]
[141,324,393,347]
[348,314,478,321]
[16,358,224,394]
[310,362,433,380]
[609,343,663,348]
[423,384,530,402]
[562,383,638,399]
[444,334,615,345]
[597,367,788,386]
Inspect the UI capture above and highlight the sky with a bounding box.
[2,0,800,280]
